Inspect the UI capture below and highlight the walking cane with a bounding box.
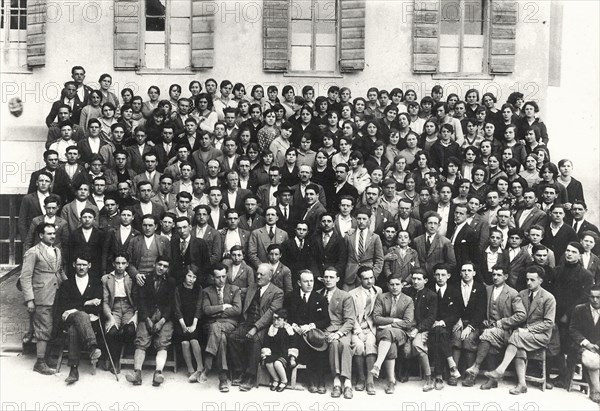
[98,316,120,382]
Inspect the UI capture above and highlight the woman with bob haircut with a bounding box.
[536,162,568,204]
[517,101,548,144]
[347,151,372,195]
[353,119,381,158]
[557,159,585,206]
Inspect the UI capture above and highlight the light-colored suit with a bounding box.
[247,225,289,270]
[101,272,136,329]
[132,171,162,195]
[60,200,99,232]
[413,233,456,278]
[225,260,255,301]
[508,287,556,351]
[20,243,67,305]
[373,292,415,351]
[344,229,384,290]
[23,215,69,251]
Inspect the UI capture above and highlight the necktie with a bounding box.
[218,288,224,305]
[298,239,304,250]
[268,226,275,240]
[284,206,288,219]
[425,236,432,253]
[303,293,308,303]
[154,277,162,292]
[364,290,372,318]
[180,240,187,255]
[248,216,253,226]
[391,296,398,317]
[528,291,533,305]
[437,287,443,299]
[358,230,366,260]
[323,233,330,246]
[573,220,578,232]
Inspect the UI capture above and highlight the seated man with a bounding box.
[568,284,600,404]
[485,265,556,395]
[285,269,331,393]
[403,268,438,392]
[101,252,137,374]
[319,267,356,399]
[370,276,415,394]
[199,263,242,392]
[463,264,526,389]
[126,256,176,387]
[55,254,103,384]
[349,267,382,395]
[225,263,283,391]
[450,262,487,384]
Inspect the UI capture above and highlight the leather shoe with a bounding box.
[188,370,201,383]
[399,375,409,383]
[509,385,528,395]
[447,375,458,386]
[331,385,342,398]
[152,370,164,386]
[462,373,476,387]
[232,374,243,386]
[355,381,365,391]
[370,364,380,379]
[480,379,498,390]
[33,360,56,375]
[308,384,318,393]
[343,386,353,399]
[366,382,376,395]
[434,377,444,390]
[385,381,395,394]
[126,369,142,385]
[89,348,102,362]
[219,379,230,393]
[197,370,208,383]
[65,366,79,384]
[484,369,503,381]
[317,385,327,394]
[422,376,434,392]
[239,379,254,392]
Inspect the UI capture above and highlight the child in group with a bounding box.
[173,270,204,382]
[261,308,295,392]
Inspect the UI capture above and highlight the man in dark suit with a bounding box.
[300,184,327,234]
[126,214,171,277]
[101,207,139,273]
[55,254,103,384]
[450,262,487,384]
[413,211,457,280]
[466,195,490,249]
[175,117,204,153]
[309,213,348,286]
[192,205,223,266]
[19,171,52,243]
[428,263,462,389]
[125,257,176,387]
[542,204,578,261]
[126,129,154,175]
[363,185,393,235]
[370,276,415,394]
[28,150,70,199]
[503,228,533,291]
[45,81,86,126]
[153,125,178,172]
[290,165,327,209]
[463,265,526,389]
[132,181,166,231]
[225,263,284,391]
[220,209,250,258]
[170,217,211,286]
[328,163,359,213]
[65,208,106,279]
[275,186,301,236]
[151,175,177,211]
[221,170,252,211]
[447,204,481,277]
[60,181,100,233]
[247,207,289,270]
[281,221,314,287]
[514,188,548,233]
[23,195,69,252]
[436,183,457,237]
[285,270,331,393]
[207,186,226,229]
[238,195,266,232]
[344,208,384,290]
[198,263,242,392]
[224,245,255,300]
[571,200,600,255]
[394,198,424,240]
[255,167,281,209]
[567,285,600,403]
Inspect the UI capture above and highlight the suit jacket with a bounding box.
[333,215,358,238]
[413,233,457,279]
[382,247,420,284]
[542,223,578,262]
[101,272,136,319]
[271,263,293,294]
[405,286,438,332]
[65,227,106,279]
[56,275,103,318]
[575,219,600,255]
[569,303,600,349]
[302,201,328,234]
[23,216,69,252]
[18,193,45,243]
[309,230,348,280]
[46,98,86,127]
[514,207,548,233]
[192,224,223,265]
[219,227,250,256]
[60,200,99,232]
[242,282,284,338]
[208,208,226,230]
[394,217,424,241]
[275,204,302,236]
[137,274,176,321]
[469,213,490,248]
[319,287,355,335]
[220,188,253,211]
[349,286,382,334]
[132,171,162,195]
[520,287,556,345]
[456,281,487,329]
[484,284,526,329]
[225,260,255,300]
[151,192,177,211]
[102,226,140,273]
[370,206,393,235]
[170,236,211,285]
[28,167,70,200]
[429,283,461,328]
[280,237,314,286]
[104,168,137,193]
[328,183,359,213]
[191,147,224,174]
[256,184,277,209]
[126,234,171,272]
[291,182,327,209]
[78,138,108,165]
[284,289,330,330]
[448,223,481,276]
[344,230,384,289]
[238,213,266,232]
[584,253,600,284]
[132,201,165,231]
[373,292,415,330]
[247,226,289,269]
[503,248,533,291]
[553,262,595,320]
[154,143,179,172]
[126,144,154,175]
[480,247,510,285]
[20,243,67,305]
[201,284,242,325]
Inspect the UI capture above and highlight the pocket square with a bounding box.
[317,308,322,312]
[461,239,467,243]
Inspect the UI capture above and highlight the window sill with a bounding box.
[283,72,344,79]
[432,73,495,81]
[136,69,197,75]
[2,68,32,74]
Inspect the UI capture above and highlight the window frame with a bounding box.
[437,0,490,75]
[1,0,29,71]
[287,0,340,75]
[139,0,192,72]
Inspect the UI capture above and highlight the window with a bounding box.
[1,0,28,69]
[289,0,338,73]
[439,0,487,73]
[142,0,191,70]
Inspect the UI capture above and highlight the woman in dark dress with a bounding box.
[174,270,203,382]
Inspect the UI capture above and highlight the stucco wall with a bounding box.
[1,0,551,193]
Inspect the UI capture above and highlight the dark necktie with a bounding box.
[154,277,162,292]
[284,206,288,219]
[528,291,533,305]
[298,239,304,250]
[437,288,443,299]
[303,293,308,303]
[425,236,432,253]
[358,230,366,260]
[269,226,275,240]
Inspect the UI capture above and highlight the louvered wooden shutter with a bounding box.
[263,0,289,72]
[27,0,47,67]
[114,0,140,69]
[191,0,215,69]
[412,0,439,73]
[340,0,365,72]
[489,0,516,73]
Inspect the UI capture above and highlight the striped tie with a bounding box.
[358,230,365,260]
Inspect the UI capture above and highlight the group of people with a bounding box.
[17,66,599,402]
